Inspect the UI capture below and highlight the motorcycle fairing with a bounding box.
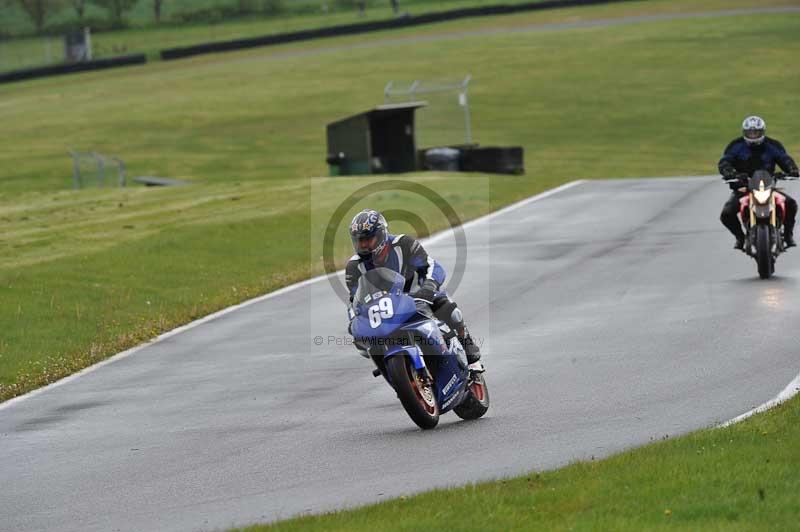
[739,193,786,223]
[384,343,427,371]
[738,195,749,221]
[433,349,469,409]
[775,192,787,221]
[351,292,419,340]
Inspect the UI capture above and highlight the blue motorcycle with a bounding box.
[349,268,490,429]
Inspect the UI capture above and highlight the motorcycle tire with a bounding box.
[386,355,439,429]
[453,373,490,420]
[756,224,774,279]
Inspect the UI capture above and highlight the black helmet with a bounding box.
[349,209,388,261]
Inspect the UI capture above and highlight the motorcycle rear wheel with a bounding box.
[755,224,774,279]
[386,355,439,429]
[454,373,490,420]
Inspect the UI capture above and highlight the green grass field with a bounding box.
[1,0,798,401]
[237,395,800,531]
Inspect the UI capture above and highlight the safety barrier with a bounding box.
[0,54,147,85]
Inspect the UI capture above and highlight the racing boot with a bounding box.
[459,327,484,374]
[785,231,796,248]
[734,235,745,251]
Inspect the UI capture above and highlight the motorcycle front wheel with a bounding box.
[755,224,774,279]
[386,355,439,429]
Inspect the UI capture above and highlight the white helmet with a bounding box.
[742,116,766,145]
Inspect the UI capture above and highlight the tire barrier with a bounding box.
[0,54,147,85]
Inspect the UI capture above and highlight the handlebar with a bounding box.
[724,172,799,184]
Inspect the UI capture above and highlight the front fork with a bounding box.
[745,196,783,257]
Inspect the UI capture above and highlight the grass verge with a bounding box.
[1,2,798,402]
[235,393,800,531]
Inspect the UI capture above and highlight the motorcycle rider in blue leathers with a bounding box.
[346,209,484,373]
[719,116,800,249]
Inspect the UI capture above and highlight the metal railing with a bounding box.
[384,75,472,144]
[68,150,126,189]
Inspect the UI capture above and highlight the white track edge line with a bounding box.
[719,372,800,428]
[1,178,586,411]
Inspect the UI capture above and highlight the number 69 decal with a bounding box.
[368,298,394,328]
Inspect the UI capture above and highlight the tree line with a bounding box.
[3,1,294,34]
[3,0,403,36]
[3,1,158,33]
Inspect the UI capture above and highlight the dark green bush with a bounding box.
[170,7,234,24]
[171,0,286,24]
[45,16,120,36]
[262,0,285,16]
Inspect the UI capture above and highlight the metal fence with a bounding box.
[0,35,63,72]
[0,29,92,74]
[384,76,473,148]
[69,150,126,189]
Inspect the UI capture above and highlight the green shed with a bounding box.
[326,102,426,176]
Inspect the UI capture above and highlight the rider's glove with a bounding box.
[727,173,748,190]
[411,279,438,304]
[720,165,738,179]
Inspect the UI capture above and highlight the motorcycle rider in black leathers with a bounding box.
[345,208,484,373]
[719,116,799,249]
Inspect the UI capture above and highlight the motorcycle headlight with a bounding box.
[753,189,772,204]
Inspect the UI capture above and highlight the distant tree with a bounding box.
[333,0,355,8]
[16,0,63,33]
[236,0,258,14]
[69,0,85,18]
[262,0,282,16]
[152,0,161,23]
[90,0,137,27]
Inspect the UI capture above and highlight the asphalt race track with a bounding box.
[3,177,800,532]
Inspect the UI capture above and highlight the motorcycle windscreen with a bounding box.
[748,171,775,191]
[353,267,405,304]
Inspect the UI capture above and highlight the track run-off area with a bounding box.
[2,177,800,531]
